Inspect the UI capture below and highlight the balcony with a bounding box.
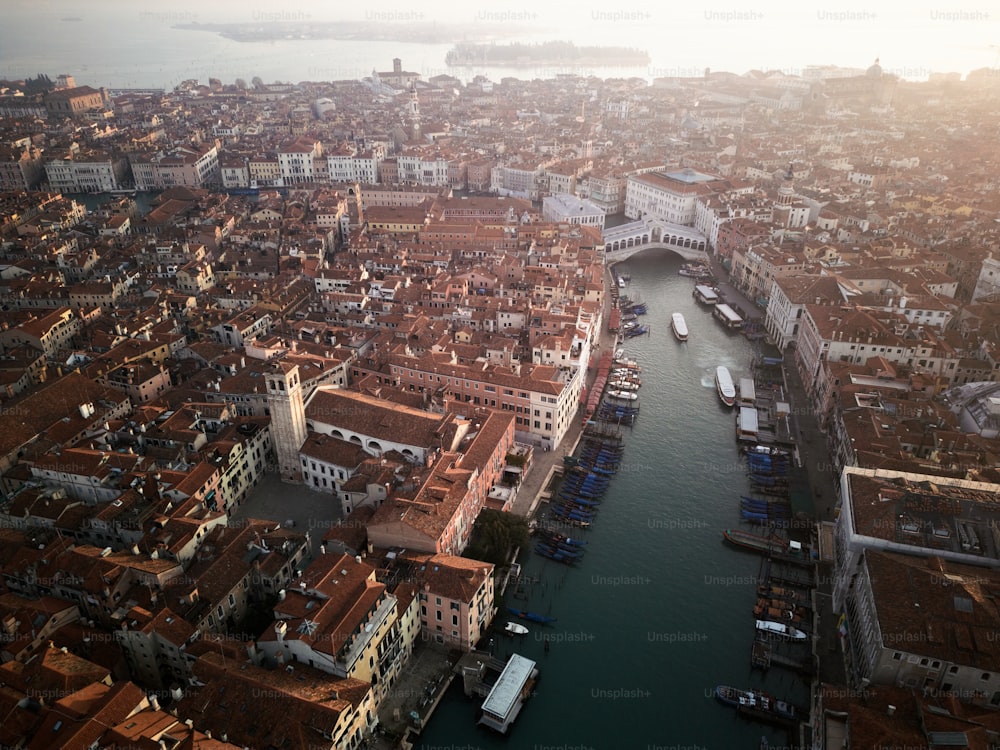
[334,593,397,674]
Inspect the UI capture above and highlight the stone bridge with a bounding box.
[602,218,710,264]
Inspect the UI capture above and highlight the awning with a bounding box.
[505,466,523,474]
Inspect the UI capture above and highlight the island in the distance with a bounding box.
[172,21,527,45]
[445,40,651,67]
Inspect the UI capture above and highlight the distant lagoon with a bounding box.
[2,5,997,89]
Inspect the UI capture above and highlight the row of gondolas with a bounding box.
[533,433,626,563]
[739,444,793,526]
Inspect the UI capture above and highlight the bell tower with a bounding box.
[265,361,307,483]
[408,83,421,139]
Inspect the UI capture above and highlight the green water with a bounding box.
[417,253,810,749]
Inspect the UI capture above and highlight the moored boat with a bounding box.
[722,529,813,566]
[679,263,710,277]
[608,380,639,391]
[607,389,639,401]
[507,608,557,624]
[715,366,736,407]
[536,529,587,547]
[671,312,688,341]
[755,619,808,640]
[505,621,529,636]
[714,685,799,727]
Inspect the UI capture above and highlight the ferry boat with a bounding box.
[714,685,798,727]
[679,263,709,277]
[715,366,736,407]
[671,313,688,341]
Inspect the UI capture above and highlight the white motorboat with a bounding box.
[505,621,529,636]
[671,312,688,341]
[715,366,736,407]
[607,389,639,401]
[755,619,807,640]
[609,380,639,391]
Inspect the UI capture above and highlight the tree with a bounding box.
[235,78,247,90]
[464,509,530,566]
[251,76,264,90]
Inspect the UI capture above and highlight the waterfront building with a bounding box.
[715,217,771,262]
[730,243,808,308]
[278,136,323,185]
[838,548,1000,705]
[833,467,1000,615]
[693,190,773,249]
[365,419,516,556]
[763,275,847,349]
[355,351,582,451]
[811,682,972,749]
[44,146,130,193]
[129,143,220,191]
[397,149,451,187]
[43,85,108,118]
[542,193,605,231]
[405,552,495,650]
[625,167,741,224]
[578,169,628,214]
[249,153,282,188]
[220,156,250,188]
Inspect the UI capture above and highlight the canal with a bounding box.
[416,252,811,749]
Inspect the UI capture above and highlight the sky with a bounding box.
[3,0,999,84]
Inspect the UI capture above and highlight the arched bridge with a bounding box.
[603,218,709,264]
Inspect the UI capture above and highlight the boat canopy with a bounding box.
[737,406,759,440]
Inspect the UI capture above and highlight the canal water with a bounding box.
[416,253,811,749]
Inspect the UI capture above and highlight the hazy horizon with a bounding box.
[3,0,1000,86]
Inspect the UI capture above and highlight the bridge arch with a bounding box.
[602,216,710,264]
